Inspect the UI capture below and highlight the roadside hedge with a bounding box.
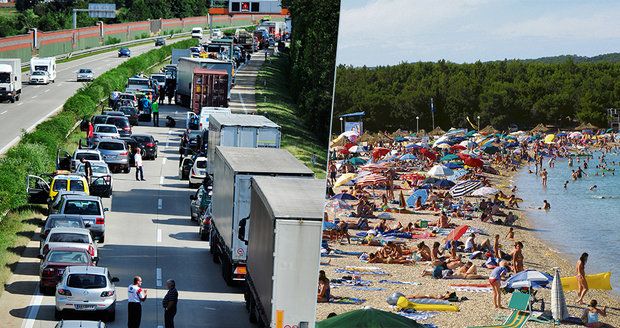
[0,38,198,215]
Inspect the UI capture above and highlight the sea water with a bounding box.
[514,150,620,291]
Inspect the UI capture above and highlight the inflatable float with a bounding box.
[561,272,612,291]
[396,296,460,312]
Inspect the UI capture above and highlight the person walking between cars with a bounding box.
[80,158,93,184]
[135,148,145,181]
[159,85,166,104]
[152,101,159,127]
[128,276,147,328]
[163,279,178,328]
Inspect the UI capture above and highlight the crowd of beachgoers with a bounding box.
[317,126,620,327]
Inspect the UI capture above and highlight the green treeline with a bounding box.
[0,0,209,37]
[334,58,620,132]
[285,0,340,145]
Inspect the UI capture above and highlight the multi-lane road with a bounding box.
[0,44,267,327]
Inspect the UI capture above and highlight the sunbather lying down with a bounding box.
[406,291,457,300]
[367,252,414,265]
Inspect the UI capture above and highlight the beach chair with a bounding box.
[468,290,532,328]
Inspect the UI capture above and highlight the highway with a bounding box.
[0,51,265,327]
[0,38,187,154]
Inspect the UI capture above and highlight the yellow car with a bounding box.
[27,173,90,204]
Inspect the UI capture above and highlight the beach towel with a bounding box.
[382,232,413,239]
[329,297,366,305]
[332,249,365,256]
[351,286,384,291]
[378,279,421,286]
[397,309,438,321]
[330,279,372,287]
[450,286,492,292]
[335,268,389,275]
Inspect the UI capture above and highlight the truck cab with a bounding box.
[0,59,22,103]
[30,57,56,84]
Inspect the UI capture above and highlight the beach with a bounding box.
[318,148,620,327]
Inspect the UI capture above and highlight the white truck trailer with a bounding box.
[0,59,22,102]
[207,113,281,175]
[209,147,314,286]
[244,176,324,328]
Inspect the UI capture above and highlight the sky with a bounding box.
[336,0,620,66]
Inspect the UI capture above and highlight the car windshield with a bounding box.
[53,179,68,191]
[98,142,124,151]
[75,153,100,161]
[0,73,9,84]
[63,200,101,215]
[196,160,207,169]
[132,136,152,143]
[93,116,108,124]
[96,126,117,133]
[106,117,130,128]
[49,232,89,243]
[120,48,129,51]
[67,274,107,289]
[120,95,135,100]
[119,107,137,115]
[70,180,85,192]
[49,218,83,229]
[32,71,45,76]
[77,164,108,174]
[79,69,92,74]
[151,75,166,83]
[47,250,89,263]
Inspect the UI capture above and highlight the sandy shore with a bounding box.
[317,167,620,327]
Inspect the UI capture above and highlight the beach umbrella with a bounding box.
[399,154,417,161]
[400,173,425,181]
[445,224,469,241]
[436,143,451,149]
[460,140,477,148]
[544,134,555,144]
[394,136,407,142]
[434,179,456,189]
[464,157,484,168]
[440,154,460,161]
[457,152,470,160]
[360,163,387,172]
[471,186,499,196]
[449,180,482,197]
[356,173,388,186]
[334,173,357,187]
[419,148,437,161]
[551,268,569,322]
[428,164,454,177]
[482,145,500,154]
[503,269,553,289]
[406,189,428,206]
[331,193,358,201]
[405,143,420,149]
[445,162,463,169]
[316,307,424,328]
[348,145,363,153]
[465,130,477,137]
[556,132,567,137]
[372,147,390,160]
[421,177,440,184]
[347,157,367,166]
[450,144,466,151]
[569,131,583,138]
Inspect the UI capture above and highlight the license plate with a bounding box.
[75,304,96,310]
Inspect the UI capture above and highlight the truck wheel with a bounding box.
[248,298,258,323]
[199,227,208,241]
[221,257,234,286]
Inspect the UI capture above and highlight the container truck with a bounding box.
[0,59,22,103]
[29,57,56,84]
[244,176,324,328]
[176,57,233,108]
[209,147,314,285]
[207,113,281,175]
[190,68,229,113]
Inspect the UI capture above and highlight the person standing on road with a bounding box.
[159,85,166,104]
[135,148,145,181]
[152,101,160,127]
[128,276,147,328]
[163,279,178,328]
[80,158,92,184]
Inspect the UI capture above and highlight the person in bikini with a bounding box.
[510,241,524,273]
[577,252,589,305]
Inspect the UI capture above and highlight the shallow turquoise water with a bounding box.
[514,150,620,290]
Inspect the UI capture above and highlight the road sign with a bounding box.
[88,3,116,18]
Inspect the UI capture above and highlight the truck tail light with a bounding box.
[42,267,56,277]
[57,288,72,296]
[202,217,211,225]
[233,265,247,276]
[95,217,105,225]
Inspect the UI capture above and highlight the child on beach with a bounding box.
[581,299,608,327]
[506,227,514,240]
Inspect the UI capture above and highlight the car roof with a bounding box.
[49,227,91,234]
[74,149,100,154]
[54,175,87,181]
[47,214,84,221]
[63,194,100,201]
[95,124,117,128]
[47,247,90,253]
[66,265,107,275]
[195,157,207,161]
[98,138,124,144]
[77,160,107,166]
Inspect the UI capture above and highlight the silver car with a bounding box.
[93,125,120,145]
[57,195,108,243]
[55,266,118,321]
[76,68,94,82]
[96,139,130,173]
[40,227,98,260]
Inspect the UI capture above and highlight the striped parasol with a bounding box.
[359,163,388,173]
[449,180,482,197]
[356,173,388,186]
[551,267,569,322]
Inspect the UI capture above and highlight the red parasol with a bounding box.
[345,142,357,150]
[339,148,350,155]
[419,148,437,161]
[400,173,425,181]
[445,224,469,241]
[464,157,484,168]
[372,147,390,160]
[457,152,470,160]
[451,144,466,151]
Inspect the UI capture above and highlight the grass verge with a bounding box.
[255,54,327,179]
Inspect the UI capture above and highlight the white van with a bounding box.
[191,27,203,39]
[29,57,56,84]
[199,107,231,131]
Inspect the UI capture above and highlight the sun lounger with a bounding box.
[468,290,531,328]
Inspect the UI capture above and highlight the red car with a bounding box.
[39,247,96,295]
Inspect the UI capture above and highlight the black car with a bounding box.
[105,116,132,137]
[117,106,139,126]
[131,134,158,160]
[155,37,166,46]
[179,130,205,155]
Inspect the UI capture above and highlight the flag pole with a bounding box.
[431,98,435,129]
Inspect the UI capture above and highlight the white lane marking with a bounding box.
[22,287,43,328]
[168,130,173,135]
[31,95,38,98]
[16,102,23,106]
[160,176,164,185]
[44,89,50,93]
[0,111,7,115]
[158,198,162,210]
[156,268,162,287]
[162,158,166,165]
[165,141,169,148]
[157,228,162,243]
[237,89,248,114]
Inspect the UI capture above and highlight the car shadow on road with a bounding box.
[168,232,199,241]
[152,218,194,226]
[5,280,39,296]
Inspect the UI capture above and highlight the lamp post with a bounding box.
[477,116,481,130]
[416,116,419,134]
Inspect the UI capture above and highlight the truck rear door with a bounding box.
[238,127,257,147]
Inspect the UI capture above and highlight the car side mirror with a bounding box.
[111,277,119,283]
[104,208,109,212]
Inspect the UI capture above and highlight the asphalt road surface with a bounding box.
[0,104,254,328]
[0,37,188,154]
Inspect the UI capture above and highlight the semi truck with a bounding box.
[209,147,314,286]
[190,68,229,113]
[29,57,56,84]
[176,57,233,108]
[207,113,281,175]
[0,59,22,103]
[244,176,324,328]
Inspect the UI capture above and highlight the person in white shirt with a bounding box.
[128,275,147,328]
[135,148,144,181]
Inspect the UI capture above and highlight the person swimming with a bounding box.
[589,185,598,191]
[539,200,551,210]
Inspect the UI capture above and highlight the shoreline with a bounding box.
[317,159,620,327]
